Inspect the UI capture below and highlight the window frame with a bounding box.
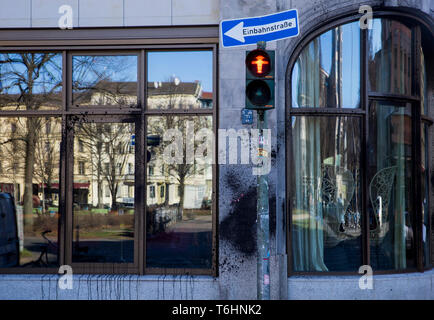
[0,27,218,276]
[286,10,434,276]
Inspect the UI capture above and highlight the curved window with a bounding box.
[288,17,432,273]
[291,21,360,108]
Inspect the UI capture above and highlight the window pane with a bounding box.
[368,19,412,95]
[147,51,213,110]
[72,122,135,263]
[0,53,62,111]
[0,117,60,268]
[291,22,360,108]
[146,115,213,269]
[72,55,138,107]
[368,101,414,270]
[291,116,362,272]
[422,124,430,267]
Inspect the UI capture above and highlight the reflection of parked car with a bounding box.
[119,202,134,209]
[0,193,19,267]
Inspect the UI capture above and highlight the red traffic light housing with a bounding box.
[245,49,275,110]
[246,50,271,77]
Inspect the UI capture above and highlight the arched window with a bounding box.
[287,14,433,274]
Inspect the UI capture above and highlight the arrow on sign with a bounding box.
[221,9,299,48]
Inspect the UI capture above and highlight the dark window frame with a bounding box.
[286,10,434,276]
[0,26,218,276]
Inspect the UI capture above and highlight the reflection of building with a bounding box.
[75,80,213,110]
[0,117,61,210]
[295,27,343,108]
[0,80,213,211]
[148,80,212,109]
[146,160,213,209]
[369,20,412,93]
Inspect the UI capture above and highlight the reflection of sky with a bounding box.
[148,51,213,92]
[0,53,63,95]
[291,21,360,108]
[340,22,360,108]
[72,55,138,83]
[369,19,383,57]
[2,52,214,95]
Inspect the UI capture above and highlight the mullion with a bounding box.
[361,27,370,268]
[139,49,146,275]
[212,43,218,277]
[413,25,424,271]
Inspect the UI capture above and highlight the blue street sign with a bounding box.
[241,108,254,125]
[221,9,299,48]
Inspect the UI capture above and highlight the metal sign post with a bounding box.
[256,108,270,300]
[252,40,271,300]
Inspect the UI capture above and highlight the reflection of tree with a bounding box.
[103,124,132,210]
[0,118,26,193]
[0,53,62,225]
[73,56,137,107]
[34,119,59,213]
[149,115,211,219]
[75,123,105,208]
[76,123,133,210]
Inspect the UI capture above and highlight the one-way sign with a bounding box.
[221,9,299,48]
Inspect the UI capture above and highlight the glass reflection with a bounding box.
[421,47,427,115]
[72,55,138,107]
[147,51,213,109]
[422,124,430,267]
[0,53,63,111]
[368,19,412,95]
[0,117,60,268]
[72,122,135,263]
[291,116,362,272]
[368,102,414,270]
[291,22,360,108]
[146,115,213,269]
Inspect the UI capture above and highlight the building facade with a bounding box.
[0,0,433,299]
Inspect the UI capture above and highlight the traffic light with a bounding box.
[245,49,275,110]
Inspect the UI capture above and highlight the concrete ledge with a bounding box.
[0,274,219,300]
[288,269,434,300]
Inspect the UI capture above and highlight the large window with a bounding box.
[145,51,215,273]
[0,47,216,275]
[288,16,432,273]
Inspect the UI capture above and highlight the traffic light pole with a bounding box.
[246,40,272,300]
[257,109,270,300]
[256,40,270,299]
